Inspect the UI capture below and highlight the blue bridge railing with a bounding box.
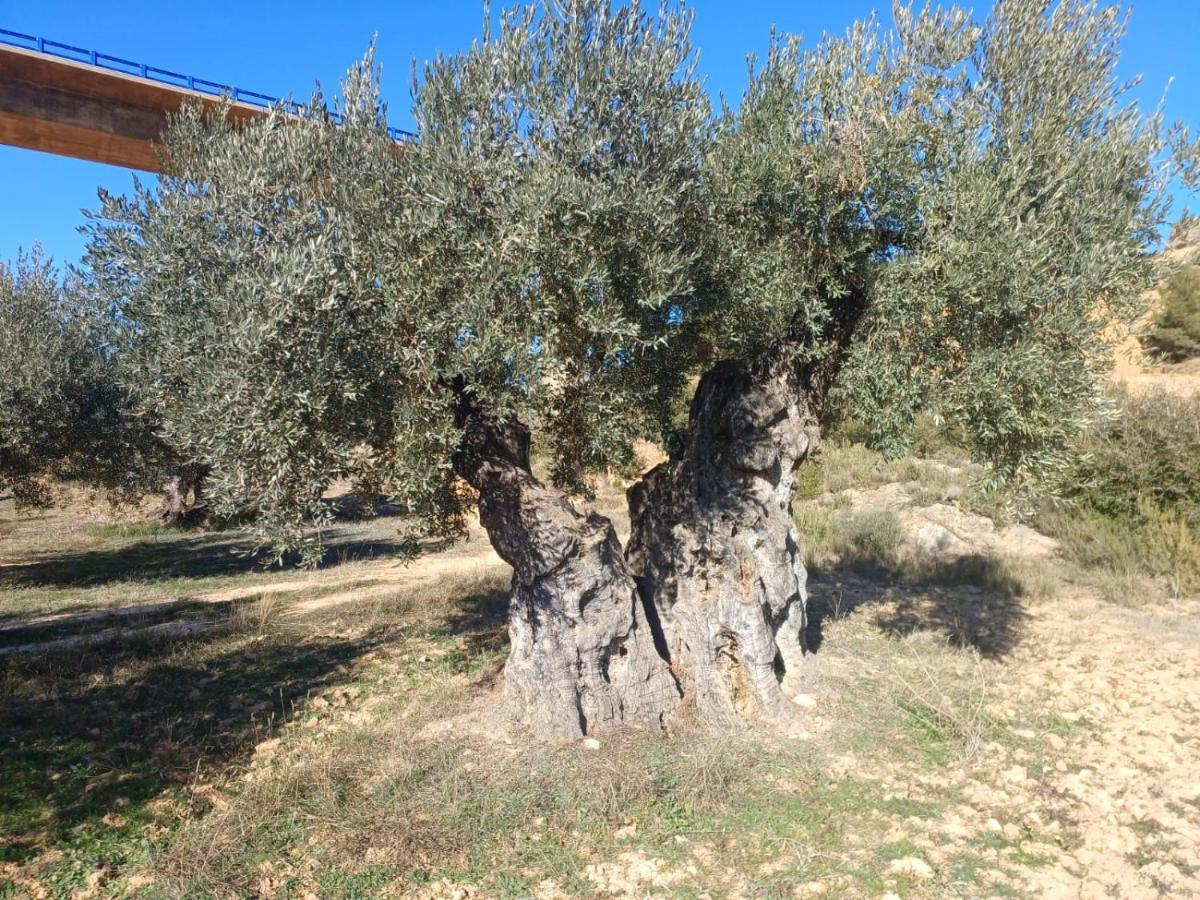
[0,27,416,140]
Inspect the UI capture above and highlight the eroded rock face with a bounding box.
[453,394,679,739]
[627,358,821,730]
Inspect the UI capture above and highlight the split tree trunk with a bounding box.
[626,355,820,731]
[453,390,680,739]
[156,465,207,526]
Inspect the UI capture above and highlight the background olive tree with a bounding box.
[0,249,164,512]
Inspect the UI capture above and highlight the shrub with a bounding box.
[1068,389,1200,530]
[819,442,884,493]
[1042,389,1200,598]
[841,510,905,561]
[793,457,824,501]
[1146,265,1200,362]
[793,505,904,567]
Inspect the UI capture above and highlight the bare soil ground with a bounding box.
[1114,359,1200,398]
[1,471,1198,898]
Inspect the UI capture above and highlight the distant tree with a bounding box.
[85,0,1195,738]
[1146,265,1200,361]
[0,249,165,512]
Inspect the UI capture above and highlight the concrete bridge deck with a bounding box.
[0,30,411,171]
[0,40,268,171]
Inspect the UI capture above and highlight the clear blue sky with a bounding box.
[1,0,1196,268]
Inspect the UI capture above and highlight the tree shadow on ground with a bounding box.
[0,529,412,596]
[0,622,395,865]
[444,586,511,664]
[806,554,1032,660]
[324,492,408,521]
[0,597,246,651]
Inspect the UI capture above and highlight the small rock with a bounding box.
[254,738,280,754]
[1001,765,1028,784]
[888,857,933,880]
[614,823,637,839]
[792,693,817,708]
[582,737,601,750]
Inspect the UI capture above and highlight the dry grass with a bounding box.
[0,480,1099,898]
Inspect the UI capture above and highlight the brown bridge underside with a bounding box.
[0,44,265,171]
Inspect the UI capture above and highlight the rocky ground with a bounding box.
[1,472,1198,897]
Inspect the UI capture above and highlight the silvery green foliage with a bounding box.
[86,55,404,558]
[852,0,1188,494]
[0,250,153,507]
[385,0,709,493]
[699,8,972,366]
[706,0,1194,491]
[83,0,1195,557]
[86,4,708,557]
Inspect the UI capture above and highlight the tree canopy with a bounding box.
[705,0,1192,490]
[79,0,1196,556]
[0,249,159,508]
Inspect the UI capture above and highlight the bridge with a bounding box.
[0,28,412,172]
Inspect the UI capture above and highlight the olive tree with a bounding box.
[626,0,1196,728]
[0,249,161,510]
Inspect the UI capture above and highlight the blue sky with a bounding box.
[1,0,1196,268]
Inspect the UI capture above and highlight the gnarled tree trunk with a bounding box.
[453,390,680,739]
[626,355,820,731]
[156,465,207,526]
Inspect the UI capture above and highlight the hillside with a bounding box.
[1112,220,1200,396]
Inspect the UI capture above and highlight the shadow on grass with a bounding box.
[806,553,1032,659]
[0,529,412,598]
[325,492,408,521]
[0,623,394,865]
[0,597,244,652]
[443,586,511,667]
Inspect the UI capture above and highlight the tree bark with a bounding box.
[156,465,206,526]
[453,388,680,739]
[626,355,820,731]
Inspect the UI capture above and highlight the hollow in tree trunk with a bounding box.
[626,356,820,731]
[453,387,680,739]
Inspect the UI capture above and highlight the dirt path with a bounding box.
[1006,593,1200,898]
[0,532,506,656]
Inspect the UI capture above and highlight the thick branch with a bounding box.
[449,378,679,738]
